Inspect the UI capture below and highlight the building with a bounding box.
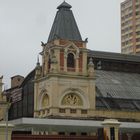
[5,1,140,140]
[0,76,14,140]
[0,76,7,121]
[121,0,140,55]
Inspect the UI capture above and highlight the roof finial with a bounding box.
[36,55,40,66]
[57,1,72,10]
[37,55,39,63]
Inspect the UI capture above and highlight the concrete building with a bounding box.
[121,0,140,55]
[5,1,140,140]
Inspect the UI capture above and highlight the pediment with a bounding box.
[65,42,79,53]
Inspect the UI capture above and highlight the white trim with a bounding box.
[9,117,140,131]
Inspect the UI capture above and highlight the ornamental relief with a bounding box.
[61,93,83,106]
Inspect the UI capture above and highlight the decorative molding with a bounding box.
[61,93,83,106]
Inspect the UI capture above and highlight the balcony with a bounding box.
[60,66,83,74]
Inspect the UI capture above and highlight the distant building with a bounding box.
[0,76,7,121]
[121,0,140,55]
[11,75,24,89]
[5,1,140,139]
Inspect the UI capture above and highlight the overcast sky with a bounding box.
[0,0,124,88]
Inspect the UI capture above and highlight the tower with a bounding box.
[34,1,95,118]
[121,0,140,55]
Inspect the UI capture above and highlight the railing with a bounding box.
[35,108,88,118]
[67,67,75,72]
[60,67,83,73]
[12,134,97,140]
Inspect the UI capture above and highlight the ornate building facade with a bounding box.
[5,1,140,140]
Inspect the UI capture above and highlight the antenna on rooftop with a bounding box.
[97,61,102,70]
[37,55,39,63]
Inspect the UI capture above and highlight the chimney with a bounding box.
[11,75,24,88]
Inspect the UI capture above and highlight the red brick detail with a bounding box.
[60,51,64,71]
[59,39,84,48]
[60,39,67,45]
[67,67,75,72]
[73,41,83,48]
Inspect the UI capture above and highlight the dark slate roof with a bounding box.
[96,70,140,111]
[21,69,35,86]
[89,50,140,62]
[96,70,140,99]
[47,1,82,42]
[96,97,140,111]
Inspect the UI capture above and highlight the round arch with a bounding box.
[38,89,49,109]
[59,88,89,108]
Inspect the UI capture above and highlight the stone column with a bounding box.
[64,55,67,72]
[102,119,121,140]
[127,133,133,140]
[0,123,14,140]
[82,50,87,75]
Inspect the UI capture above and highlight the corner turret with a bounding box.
[35,56,42,79]
[88,58,95,77]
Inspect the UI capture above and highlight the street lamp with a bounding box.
[0,76,11,140]
[5,101,11,140]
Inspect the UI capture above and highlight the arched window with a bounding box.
[41,94,49,109]
[67,53,75,68]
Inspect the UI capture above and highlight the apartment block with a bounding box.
[121,0,140,55]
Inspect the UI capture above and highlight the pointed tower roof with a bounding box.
[47,1,82,42]
[57,1,72,9]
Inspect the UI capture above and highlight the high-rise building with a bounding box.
[121,0,140,55]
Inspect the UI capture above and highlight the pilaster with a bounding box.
[0,123,14,140]
[102,119,121,140]
[82,50,88,75]
[127,133,133,140]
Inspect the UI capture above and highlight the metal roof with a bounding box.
[89,50,140,63]
[47,2,82,42]
[96,70,140,111]
[96,70,140,99]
